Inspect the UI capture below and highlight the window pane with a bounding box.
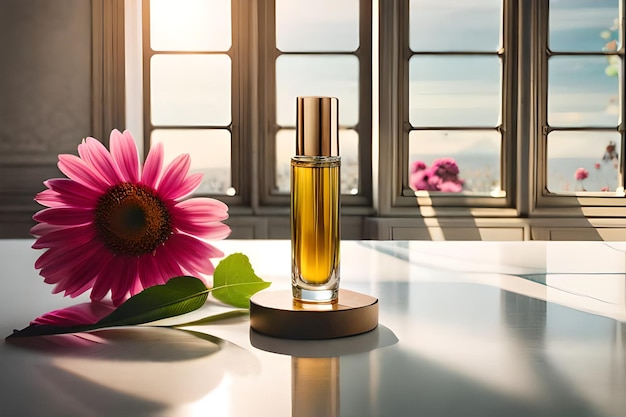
[150,0,231,51]
[275,129,293,192]
[276,55,359,127]
[275,128,359,194]
[151,54,231,126]
[547,131,621,193]
[548,56,619,127]
[409,56,501,127]
[276,0,359,52]
[549,0,620,52]
[408,130,502,194]
[409,0,502,52]
[151,129,232,195]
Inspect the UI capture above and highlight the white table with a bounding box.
[1,239,625,417]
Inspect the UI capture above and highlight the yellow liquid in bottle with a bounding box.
[291,157,340,285]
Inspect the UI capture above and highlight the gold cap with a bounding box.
[296,96,339,156]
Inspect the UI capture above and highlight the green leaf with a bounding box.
[212,253,271,308]
[96,276,209,327]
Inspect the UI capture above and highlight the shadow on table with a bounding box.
[2,326,260,416]
[250,323,399,357]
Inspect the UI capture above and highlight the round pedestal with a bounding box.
[249,289,379,340]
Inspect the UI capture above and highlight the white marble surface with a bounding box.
[0,239,625,417]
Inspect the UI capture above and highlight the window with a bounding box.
[261,0,372,208]
[273,0,362,196]
[141,0,372,214]
[405,0,506,200]
[143,0,240,200]
[131,0,626,239]
[381,0,626,218]
[539,0,625,205]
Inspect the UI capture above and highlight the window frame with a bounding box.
[141,0,373,215]
[378,0,517,217]
[533,0,626,216]
[257,0,374,210]
[136,0,626,234]
[141,0,252,210]
[379,0,626,218]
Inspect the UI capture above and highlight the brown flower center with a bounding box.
[95,182,172,256]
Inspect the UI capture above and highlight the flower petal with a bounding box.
[90,251,118,301]
[34,207,94,226]
[159,245,206,282]
[130,274,144,297]
[173,197,229,222]
[142,141,164,188]
[137,254,164,289]
[43,178,100,207]
[165,233,224,275]
[156,153,193,200]
[169,172,203,201]
[32,224,96,249]
[51,240,107,297]
[110,129,140,183]
[30,222,64,238]
[171,199,230,238]
[37,239,104,281]
[109,256,140,304]
[175,221,232,240]
[35,178,101,208]
[34,190,64,207]
[34,247,68,271]
[151,242,185,282]
[58,154,108,192]
[77,137,124,185]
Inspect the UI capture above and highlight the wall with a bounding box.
[0,0,125,238]
[0,0,93,237]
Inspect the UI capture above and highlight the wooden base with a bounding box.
[249,289,379,340]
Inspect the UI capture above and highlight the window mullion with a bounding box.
[258,0,278,208]
[515,0,534,216]
[358,0,373,206]
[377,0,404,215]
[618,0,626,190]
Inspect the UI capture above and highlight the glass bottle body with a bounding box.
[291,155,341,302]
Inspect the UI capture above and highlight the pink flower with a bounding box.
[410,160,427,174]
[409,158,464,192]
[431,158,460,179]
[439,180,464,193]
[594,163,601,170]
[31,130,231,306]
[575,168,589,181]
[410,168,438,191]
[601,186,610,192]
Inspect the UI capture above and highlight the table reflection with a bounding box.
[250,325,399,417]
[292,357,339,417]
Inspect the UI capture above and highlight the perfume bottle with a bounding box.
[291,96,341,303]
